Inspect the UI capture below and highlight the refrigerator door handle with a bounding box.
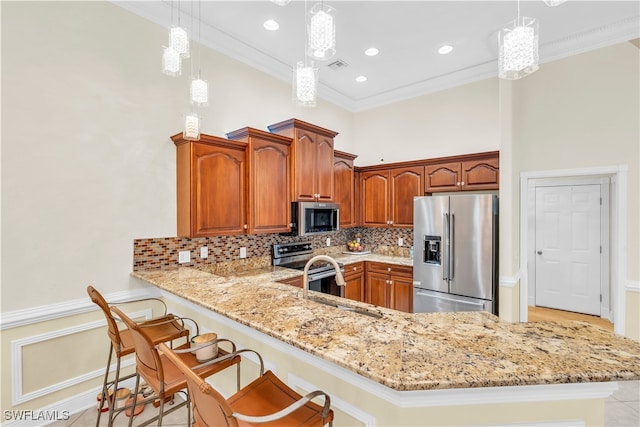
[443,213,449,280]
[415,291,485,307]
[450,213,455,280]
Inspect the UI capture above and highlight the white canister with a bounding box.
[111,388,130,410]
[191,333,218,362]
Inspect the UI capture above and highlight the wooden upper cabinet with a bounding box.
[226,127,292,234]
[462,158,499,190]
[334,150,357,229]
[390,167,424,227]
[361,167,423,227]
[424,162,462,192]
[173,133,247,238]
[268,118,338,202]
[424,153,499,193]
[361,170,390,227]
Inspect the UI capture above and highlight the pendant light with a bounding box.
[162,46,182,76]
[183,112,200,141]
[293,0,319,107]
[190,0,208,106]
[498,0,539,80]
[293,61,318,107]
[307,3,336,61]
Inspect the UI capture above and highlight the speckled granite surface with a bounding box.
[132,256,640,392]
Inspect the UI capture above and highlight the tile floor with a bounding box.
[49,381,639,426]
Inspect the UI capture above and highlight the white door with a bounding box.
[535,185,601,315]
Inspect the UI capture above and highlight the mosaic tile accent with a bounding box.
[133,227,413,271]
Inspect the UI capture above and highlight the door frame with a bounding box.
[519,165,628,336]
[529,178,610,317]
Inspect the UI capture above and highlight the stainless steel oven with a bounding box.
[272,242,344,297]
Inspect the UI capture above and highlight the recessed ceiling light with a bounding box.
[263,19,279,31]
[438,45,453,55]
[355,75,367,83]
[364,47,379,57]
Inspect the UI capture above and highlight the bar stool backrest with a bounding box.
[111,306,167,387]
[87,285,126,353]
[158,342,237,427]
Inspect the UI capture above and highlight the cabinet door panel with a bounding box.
[462,158,499,190]
[391,276,414,313]
[361,171,389,227]
[334,158,355,228]
[316,135,335,201]
[294,130,317,201]
[250,142,290,233]
[366,272,389,307]
[424,162,461,192]
[194,144,246,236]
[390,167,423,227]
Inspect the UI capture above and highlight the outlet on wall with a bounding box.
[200,246,208,259]
[398,237,404,246]
[239,247,247,259]
[178,250,191,264]
[326,237,331,247]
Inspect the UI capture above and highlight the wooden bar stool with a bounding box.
[158,342,334,427]
[87,286,192,426]
[111,306,242,427]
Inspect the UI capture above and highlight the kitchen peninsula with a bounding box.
[132,256,640,426]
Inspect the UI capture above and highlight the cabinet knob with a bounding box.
[461,182,465,186]
[243,224,248,229]
[353,267,357,271]
[456,182,461,186]
[387,267,391,272]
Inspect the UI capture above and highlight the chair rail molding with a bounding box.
[0,287,161,330]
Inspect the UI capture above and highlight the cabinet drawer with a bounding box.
[343,262,364,278]
[366,262,412,277]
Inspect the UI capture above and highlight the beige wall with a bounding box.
[352,78,500,166]
[1,0,638,418]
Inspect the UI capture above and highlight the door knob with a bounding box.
[537,250,543,255]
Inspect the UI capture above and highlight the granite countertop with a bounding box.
[132,261,640,392]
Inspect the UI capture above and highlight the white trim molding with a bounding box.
[0,287,162,331]
[519,165,628,336]
[10,309,152,405]
[499,271,521,289]
[627,280,640,293]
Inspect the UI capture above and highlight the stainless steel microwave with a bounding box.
[290,202,340,236]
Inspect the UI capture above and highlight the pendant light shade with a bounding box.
[307,3,336,61]
[169,25,190,59]
[542,0,567,6]
[162,47,181,76]
[184,113,201,141]
[293,61,318,107]
[190,78,209,106]
[498,16,539,80]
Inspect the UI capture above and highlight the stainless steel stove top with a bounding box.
[272,242,343,275]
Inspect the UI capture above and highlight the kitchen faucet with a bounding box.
[302,255,346,299]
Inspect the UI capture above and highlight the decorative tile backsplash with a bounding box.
[133,227,413,270]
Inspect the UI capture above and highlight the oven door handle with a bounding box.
[307,269,343,282]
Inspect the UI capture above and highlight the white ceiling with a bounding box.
[116,1,639,112]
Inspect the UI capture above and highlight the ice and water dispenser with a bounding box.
[423,235,441,264]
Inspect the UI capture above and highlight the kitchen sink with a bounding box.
[309,297,383,319]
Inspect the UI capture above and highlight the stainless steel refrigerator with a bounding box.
[413,194,498,314]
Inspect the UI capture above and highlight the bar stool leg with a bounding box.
[96,344,114,427]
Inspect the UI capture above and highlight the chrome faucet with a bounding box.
[302,255,346,299]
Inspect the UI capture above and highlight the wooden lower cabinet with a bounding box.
[343,262,365,302]
[277,275,303,288]
[365,262,413,313]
